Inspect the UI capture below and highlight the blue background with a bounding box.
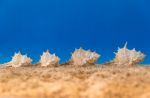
[0,0,150,64]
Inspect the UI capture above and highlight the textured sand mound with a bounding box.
[0,65,150,98]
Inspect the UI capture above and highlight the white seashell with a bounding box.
[40,50,60,67]
[113,42,145,66]
[71,48,100,66]
[5,52,32,67]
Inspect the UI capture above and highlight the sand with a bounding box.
[0,65,150,98]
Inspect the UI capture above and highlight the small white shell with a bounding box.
[71,48,100,66]
[40,50,60,67]
[5,52,32,67]
[114,42,145,66]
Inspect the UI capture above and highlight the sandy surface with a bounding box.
[0,65,150,98]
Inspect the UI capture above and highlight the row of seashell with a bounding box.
[2,43,145,67]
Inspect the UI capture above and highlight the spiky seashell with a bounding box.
[5,52,32,67]
[40,50,60,67]
[113,42,145,66]
[71,48,100,66]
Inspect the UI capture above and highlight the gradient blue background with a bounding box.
[0,0,150,64]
